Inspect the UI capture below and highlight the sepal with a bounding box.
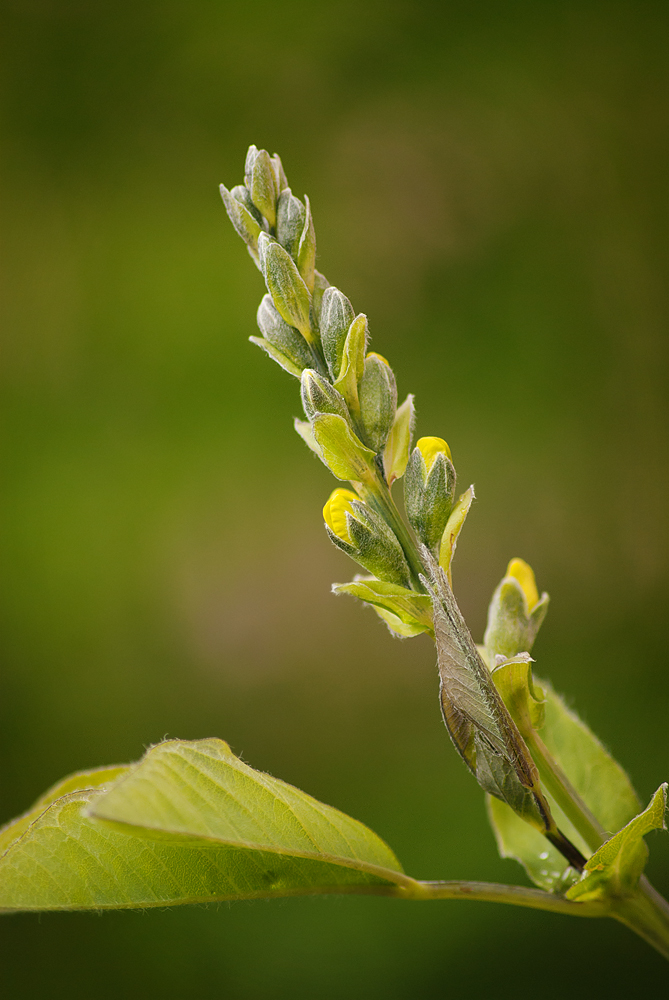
[332,577,433,636]
[404,437,456,553]
[438,485,475,581]
[247,148,278,228]
[382,395,415,485]
[256,294,315,373]
[323,491,411,587]
[320,287,356,379]
[297,195,316,292]
[311,413,377,481]
[219,184,264,267]
[333,314,368,419]
[358,353,397,453]
[276,188,306,260]
[258,233,314,343]
[301,369,351,423]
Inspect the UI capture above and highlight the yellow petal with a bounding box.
[506,558,540,611]
[323,488,359,544]
[416,436,451,472]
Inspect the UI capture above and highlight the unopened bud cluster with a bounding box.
[221,145,475,632]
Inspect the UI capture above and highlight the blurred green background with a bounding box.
[1,0,668,995]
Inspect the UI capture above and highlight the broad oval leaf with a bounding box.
[0,739,411,912]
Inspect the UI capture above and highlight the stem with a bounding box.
[525,729,606,853]
[394,879,607,917]
[610,877,669,960]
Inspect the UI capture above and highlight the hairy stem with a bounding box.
[525,729,606,853]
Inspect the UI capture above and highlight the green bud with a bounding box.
[333,314,368,419]
[248,148,278,229]
[404,437,456,554]
[258,233,314,343]
[276,188,306,260]
[311,413,376,482]
[219,184,264,268]
[484,559,549,662]
[230,185,266,229]
[319,287,355,379]
[323,490,411,587]
[358,352,397,453]
[310,270,331,334]
[254,294,314,375]
[297,195,316,293]
[270,152,289,194]
[382,395,415,485]
[301,369,350,424]
[244,145,260,189]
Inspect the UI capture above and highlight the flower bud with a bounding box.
[230,185,266,228]
[258,233,313,343]
[319,287,355,379]
[404,437,456,554]
[309,270,330,334]
[300,369,350,424]
[269,152,289,194]
[276,188,306,260]
[297,194,316,292]
[247,148,278,228]
[358,353,397,453]
[219,184,264,267]
[253,294,314,375]
[484,558,549,661]
[323,489,411,587]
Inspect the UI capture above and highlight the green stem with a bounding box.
[610,877,669,960]
[524,729,606,853]
[401,879,607,917]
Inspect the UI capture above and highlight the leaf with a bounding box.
[486,680,643,889]
[426,557,551,833]
[332,577,433,635]
[0,764,128,855]
[0,739,411,912]
[566,784,667,902]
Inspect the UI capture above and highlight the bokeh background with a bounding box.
[1,0,668,995]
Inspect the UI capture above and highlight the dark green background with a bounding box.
[1,0,668,995]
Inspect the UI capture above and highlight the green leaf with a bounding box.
[0,764,128,855]
[566,784,667,902]
[0,739,411,912]
[486,680,642,889]
[332,577,433,635]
